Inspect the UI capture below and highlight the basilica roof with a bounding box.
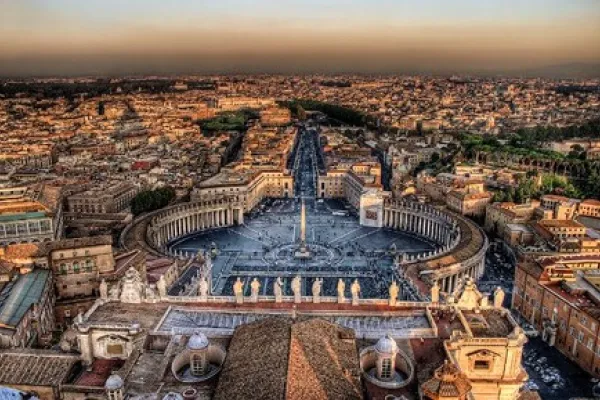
[213,317,361,400]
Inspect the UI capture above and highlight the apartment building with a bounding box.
[513,255,600,376]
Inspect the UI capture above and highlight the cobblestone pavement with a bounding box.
[523,336,595,399]
[171,198,434,298]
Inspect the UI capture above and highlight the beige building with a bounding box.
[513,255,600,376]
[67,182,139,214]
[580,199,600,218]
[318,165,382,211]
[259,106,292,126]
[484,201,539,235]
[0,199,55,246]
[193,170,293,213]
[49,236,116,300]
[447,190,493,218]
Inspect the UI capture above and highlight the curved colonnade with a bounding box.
[383,200,488,295]
[147,195,244,252]
[142,196,487,296]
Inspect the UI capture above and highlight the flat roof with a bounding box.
[0,270,50,328]
[539,219,585,228]
[0,211,48,223]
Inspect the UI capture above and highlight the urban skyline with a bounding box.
[2,2,600,400]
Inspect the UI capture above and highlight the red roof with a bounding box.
[75,359,124,387]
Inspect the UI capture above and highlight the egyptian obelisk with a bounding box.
[295,198,312,259]
[300,198,307,244]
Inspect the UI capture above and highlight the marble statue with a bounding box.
[99,279,108,300]
[274,277,283,303]
[145,285,158,302]
[291,275,302,304]
[109,283,120,300]
[120,267,144,304]
[199,276,209,301]
[431,280,440,303]
[351,279,361,306]
[389,280,399,306]
[337,279,346,304]
[157,275,167,298]
[457,277,482,309]
[312,278,322,303]
[250,278,261,303]
[480,295,489,308]
[233,277,244,304]
[493,286,505,308]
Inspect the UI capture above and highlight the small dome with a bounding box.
[105,373,124,390]
[187,333,209,350]
[375,334,398,354]
[162,392,184,400]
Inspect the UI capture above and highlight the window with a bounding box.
[474,360,490,370]
[578,331,585,342]
[191,353,207,375]
[107,390,121,400]
[588,338,594,349]
[380,357,393,379]
[106,343,124,356]
[569,327,575,336]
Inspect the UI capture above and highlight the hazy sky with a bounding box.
[1,0,599,77]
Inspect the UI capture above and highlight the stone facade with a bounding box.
[513,254,600,377]
[67,182,139,214]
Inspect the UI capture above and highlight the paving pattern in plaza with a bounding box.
[171,129,435,299]
[170,198,435,298]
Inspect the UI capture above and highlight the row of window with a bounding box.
[569,327,600,354]
[58,250,91,258]
[58,259,96,274]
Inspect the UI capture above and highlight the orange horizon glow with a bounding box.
[1,1,599,76]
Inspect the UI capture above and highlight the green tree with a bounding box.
[131,186,176,216]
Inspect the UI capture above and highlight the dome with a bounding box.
[421,361,472,398]
[162,392,184,400]
[105,373,124,390]
[375,334,398,354]
[187,333,209,350]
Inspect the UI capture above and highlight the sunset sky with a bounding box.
[1,0,599,76]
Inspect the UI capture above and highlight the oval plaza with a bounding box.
[130,126,487,301]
